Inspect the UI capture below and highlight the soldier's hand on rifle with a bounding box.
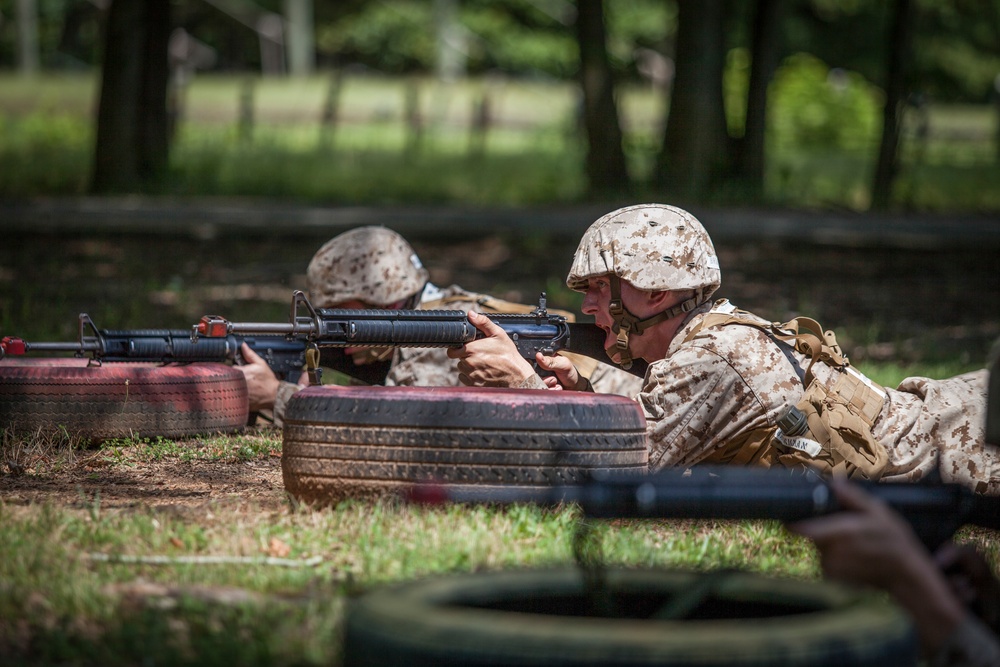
[935,542,1000,635]
[448,311,536,387]
[535,353,588,391]
[235,342,282,411]
[789,477,968,655]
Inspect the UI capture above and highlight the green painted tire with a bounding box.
[343,568,917,667]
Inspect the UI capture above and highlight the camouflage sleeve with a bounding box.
[514,373,548,390]
[271,380,302,429]
[384,347,463,387]
[929,615,1000,667]
[639,345,771,470]
[588,363,645,398]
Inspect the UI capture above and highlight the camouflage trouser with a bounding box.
[891,370,1000,495]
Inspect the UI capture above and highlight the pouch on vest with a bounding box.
[690,301,888,479]
[790,379,889,480]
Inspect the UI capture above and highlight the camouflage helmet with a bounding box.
[307,227,429,307]
[566,203,721,300]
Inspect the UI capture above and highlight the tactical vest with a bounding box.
[684,301,889,481]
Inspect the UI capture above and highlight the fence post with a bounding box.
[238,78,255,144]
[320,69,344,150]
[994,74,1000,164]
[468,90,491,160]
[404,79,423,160]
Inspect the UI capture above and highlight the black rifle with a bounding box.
[0,313,308,382]
[410,465,1000,552]
[192,291,648,380]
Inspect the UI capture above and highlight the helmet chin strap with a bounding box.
[605,276,701,370]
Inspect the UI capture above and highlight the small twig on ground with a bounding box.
[85,553,325,567]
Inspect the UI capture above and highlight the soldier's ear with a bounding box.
[646,290,673,309]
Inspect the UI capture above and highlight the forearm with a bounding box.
[883,540,968,654]
[929,614,1000,667]
[271,381,302,428]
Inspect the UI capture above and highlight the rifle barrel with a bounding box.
[411,466,1000,551]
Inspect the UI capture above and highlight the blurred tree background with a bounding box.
[0,0,998,210]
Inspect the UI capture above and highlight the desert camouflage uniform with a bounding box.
[541,203,999,495]
[635,300,998,493]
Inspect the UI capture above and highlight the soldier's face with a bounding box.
[581,276,677,363]
[581,277,645,358]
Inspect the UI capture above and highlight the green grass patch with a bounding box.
[0,493,828,665]
[0,72,996,210]
[856,360,986,388]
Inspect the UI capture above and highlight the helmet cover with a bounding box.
[307,226,429,307]
[566,204,721,299]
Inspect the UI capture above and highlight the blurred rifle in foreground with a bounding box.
[410,465,1000,552]
[192,290,648,381]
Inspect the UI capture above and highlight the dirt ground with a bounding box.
[0,434,289,512]
[2,228,999,511]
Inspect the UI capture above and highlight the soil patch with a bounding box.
[0,436,288,511]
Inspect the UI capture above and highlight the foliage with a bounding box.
[768,53,882,154]
[783,0,1000,103]
[460,1,577,78]
[316,1,437,74]
[0,112,91,195]
[3,0,1000,106]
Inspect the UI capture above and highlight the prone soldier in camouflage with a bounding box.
[236,226,642,426]
[451,203,999,496]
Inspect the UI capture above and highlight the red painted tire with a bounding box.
[282,386,648,504]
[0,360,249,441]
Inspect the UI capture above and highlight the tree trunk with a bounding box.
[654,0,728,201]
[92,0,171,194]
[284,0,315,77]
[871,0,915,211]
[138,0,170,181]
[575,0,630,197]
[733,0,784,202]
[15,0,40,76]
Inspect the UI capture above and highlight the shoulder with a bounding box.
[672,309,776,364]
[652,307,794,393]
[419,284,483,312]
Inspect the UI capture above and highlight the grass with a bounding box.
[0,72,997,210]
[1,433,831,666]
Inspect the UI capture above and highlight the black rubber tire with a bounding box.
[282,386,648,503]
[343,568,917,667]
[0,360,249,441]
